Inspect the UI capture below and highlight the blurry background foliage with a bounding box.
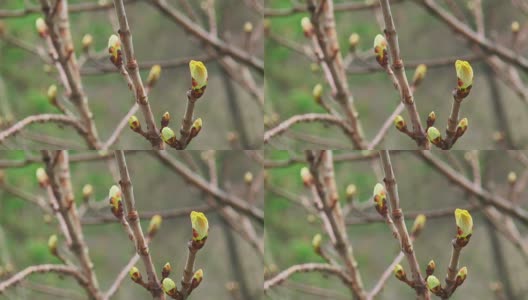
[0,150,263,299]
[0,0,263,149]
[265,0,528,149]
[265,150,528,299]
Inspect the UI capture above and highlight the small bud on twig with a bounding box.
[373,183,387,215]
[507,171,517,184]
[109,185,123,219]
[427,127,442,146]
[427,275,441,293]
[48,234,58,256]
[412,64,427,87]
[129,266,142,283]
[511,21,520,33]
[394,115,407,132]
[190,211,209,249]
[373,34,388,67]
[411,214,426,237]
[426,260,435,276]
[147,65,162,88]
[36,168,49,187]
[301,17,313,37]
[243,22,253,33]
[394,264,406,281]
[190,118,202,139]
[345,184,357,199]
[128,115,141,132]
[300,167,313,186]
[148,215,162,237]
[82,184,93,199]
[312,234,322,254]
[455,266,467,286]
[349,33,360,51]
[47,85,57,105]
[454,208,473,246]
[162,278,177,296]
[427,111,436,127]
[455,60,473,98]
[161,112,170,128]
[191,269,203,290]
[244,172,253,184]
[312,84,323,104]
[162,262,171,279]
[36,18,48,37]
[189,60,208,98]
[82,34,93,51]
[161,127,177,145]
[108,34,122,68]
[456,118,468,138]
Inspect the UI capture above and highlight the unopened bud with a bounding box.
[129,266,142,282]
[312,84,323,103]
[48,234,58,256]
[47,85,57,104]
[161,127,176,144]
[373,34,388,67]
[345,184,357,199]
[508,171,517,184]
[301,17,313,37]
[244,22,253,33]
[426,260,436,276]
[373,183,387,215]
[412,64,427,86]
[456,118,468,137]
[455,266,467,285]
[148,215,162,236]
[191,118,202,138]
[427,127,442,145]
[427,275,441,293]
[36,168,49,187]
[512,21,520,33]
[300,167,313,186]
[244,172,253,184]
[394,115,406,131]
[411,214,426,236]
[82,184,93,199]
[82,34,93,51]
[128,116,141,132]
[394,264,406,281]
[427,111,436,127]
[312,234,322,254]
[349,33,360,49]
[147,65,161,87]
[161,112,170,128]
[36,18,48,37]
[162,262,172,278]
[162,278,177,296]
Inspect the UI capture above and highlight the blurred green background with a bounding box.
[0,0,263,149]
[265,150,528,299]
[0,150,263,299]
[265,0,528,149]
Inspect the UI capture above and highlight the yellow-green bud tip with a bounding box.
[427,127,441,142]
[427,275,441,290]
[312,234,322,250]
[508,171,517,183]
[244,172,253,184]
[82,34,93,48]
[512,21,520,33]
[82,184,93,198]
[161,127,175,142]
[148,215,162,233]
[129,266,141,281]
[312,84,323,101]
[162,277,176,293]
[47,85,57,102]
[349,33,360,47]
[346,184,357,197]
[48,234,57,251]
[244,22,253,33]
